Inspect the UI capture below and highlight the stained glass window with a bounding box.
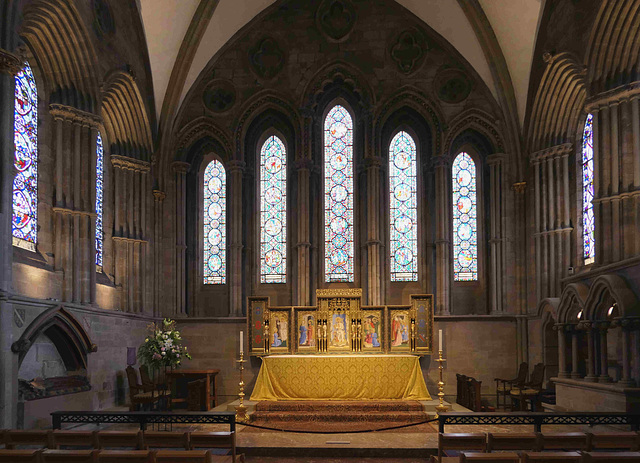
[12,61,38,251]
[324,105,354,282]
[452,152,478,281]
[203,160,226,284]
[582,113,595,265]
[389,131,418,281]
[95,132,104,268]
[260,135,287,283]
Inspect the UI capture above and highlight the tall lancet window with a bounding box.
[95,132,104,268]
[389,131,418,281]
[203,159,226,284]
[260,135,287,283]
[13,61,38,251]
[452,152,478,281]
[324,105,354,282]
[582,113,595,265]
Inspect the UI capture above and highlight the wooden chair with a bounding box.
[0,449,43,462]
[189,432,236,462]
[587,432,640,451]
[41,449,99,462]
[188,379,208,411]
[50,430,97,449]
[521,452,583,462]
[3,430,52,449]
[582,452,640,462]
[457,374,469,408]
[510,363,545,411]
[126,366,158,412]
[438,433,487,460]
[460,452,520,462]
[468,377,483,412]
[539,433,588,451]
[139,365,172,398]
[141,431,189,450]
[495,362,528,410]
[154,450,214,462]
[487,432,541,452]
[96,450,153,463]
[95,431,143,450]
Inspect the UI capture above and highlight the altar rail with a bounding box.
[437,412,640,433]
[51,411,236,431]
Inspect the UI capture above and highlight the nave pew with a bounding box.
[432,451,640,462]
[0,449,231,463]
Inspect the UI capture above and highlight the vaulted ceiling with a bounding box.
[138,0,544,134]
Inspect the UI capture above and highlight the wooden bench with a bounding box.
[141,431,189,450]
[521,452,583,462]
[439,433,487,459]
[41,449,99,462]
[582,452,640,462]
[461,452,520,462]
[3,430,52,449]
[50,430,97,449]
[189,431,236,462]
[95,431,143,450]
[587,432,640,451]
[155,450,214,462]
[0,449,43,462]
[487,432,541,452]
[96,450,153,463]
[539,433,588,451]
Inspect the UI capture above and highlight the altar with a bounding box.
[250,354,431,401]
[246,289,435,401]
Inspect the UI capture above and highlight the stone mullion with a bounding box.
[153,190,166,317]
[295,159,311,306]
[366,158,382,306]
[228,161,244,317]
[434,158,450,315]
[172,161,189,315]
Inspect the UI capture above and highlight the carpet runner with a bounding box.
[245,401,434,433]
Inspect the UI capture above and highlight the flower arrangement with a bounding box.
[138,319,192,369]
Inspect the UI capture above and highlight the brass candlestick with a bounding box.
[435,349,448,415]
[235,352,248,422]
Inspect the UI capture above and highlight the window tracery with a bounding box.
[95,132,104,268]
[203,159,226,284]
[452,152,478,281]
[582,113,595,265]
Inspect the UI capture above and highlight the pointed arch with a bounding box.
[584,275,640,321]
[324,103,354,283]
[557,283,590,324]
[203,159,227,284]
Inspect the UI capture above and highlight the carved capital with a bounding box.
[293,158,314,171]
[171,161,191,174]
[227,160,245,174]
[364,157,383,169]
[49,103,102,128]
[486,153,506,166]
[512,182,527,194]
[153,190,166,202]
[529,143,573,163]
[111,155,151,173]
[431,156,449,169]
[0,48,21,75]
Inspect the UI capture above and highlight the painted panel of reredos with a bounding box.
[317,289,361,353]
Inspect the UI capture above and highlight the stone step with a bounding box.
[250,410,427,422]
[253,400,424,413]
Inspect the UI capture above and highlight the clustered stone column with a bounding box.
[228,160,245,317]
[554,323,569,378]
[365,157,382,306]
[294,159,312,306]
[512,181,528,365]
[112,155,151,313]
[49,104,100,304]
[433,157,451,315]
[172,161,189,315]
[587,91,640,264]
[530,144,573,300]
[152,189,165,317]
[487,153,506,313]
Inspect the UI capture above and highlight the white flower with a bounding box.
[161,352,166,356]
[145,338,149,343]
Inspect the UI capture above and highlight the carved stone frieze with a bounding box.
[49,103,102,128]
[111,155,151,173]
[249,37,284,80]
[434,67,472,104]
[390,29,427,74]
[316,0,356,42]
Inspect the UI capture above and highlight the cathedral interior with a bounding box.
[1,0,640,458]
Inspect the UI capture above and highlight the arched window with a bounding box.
[13,61,38,251]
[95,131,104,269]
[452,152,478,281]
[324,105,354,283]
[203,159,226,284]
[389,131,418,281]
[260,135,287,283]
[582,113,595,265]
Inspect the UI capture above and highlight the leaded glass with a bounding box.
[324,105,354,282]
[203,160,226,284]
[12,61,38,250]
[260,135,286,283]
[582,113,595,265]
[389,131,418,281]
[452,152,478,281]
[95,132,104,268]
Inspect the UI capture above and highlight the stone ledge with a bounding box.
[552,377,640,395]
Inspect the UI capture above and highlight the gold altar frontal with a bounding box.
[250,354,431,401]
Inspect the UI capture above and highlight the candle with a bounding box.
[240,331,244,354]
[439,329,443,351]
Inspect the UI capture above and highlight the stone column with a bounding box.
[487,154,505,313]
[556,323,569,378]
[512,182,527,317]
[633,320,640,387]
[153,190,166,317]
[295,159,311,306]
[0,47,21,429]
[365,157,382,306]
[228,160,245,317]
[172,161,189,315]
[582,321,597,382]
[591,109,603,264]
[598,322,611,382]
[433,157,450,315]
[532,158,542,302]
[570,325,581,379]
[618,319,635,387]
[610,102,621,262]
[632,98,640,257]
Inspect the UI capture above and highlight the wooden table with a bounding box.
[166,369,219,410]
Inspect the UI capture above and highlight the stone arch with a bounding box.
[176,117,233,165]
[11,306,96,370]
[444,108,503,158]
[584,274,640,321]
[557,282,590,324]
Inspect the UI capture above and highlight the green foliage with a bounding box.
[138,319,192,369]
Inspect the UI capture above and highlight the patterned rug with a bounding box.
[243,401,435,433]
